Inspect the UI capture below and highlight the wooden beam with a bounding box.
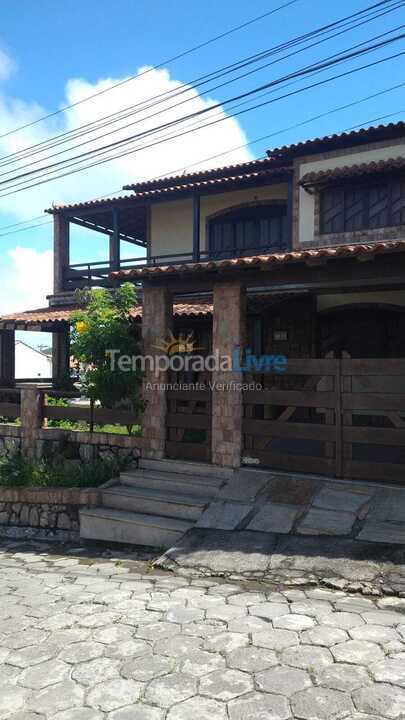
[192,194,200,262]
[109,208,120,271]
[0,330,15,387]
[53,214,70,293]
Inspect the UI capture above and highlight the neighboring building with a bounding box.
[15,340,52,380]
[1,120,405,482]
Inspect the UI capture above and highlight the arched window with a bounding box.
[208,203,288,259]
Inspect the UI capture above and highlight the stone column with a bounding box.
[212,280,246,468]
[21,387,43,458]
[52,330,70,385]
[0,330,15,387]
[141,284,172,459]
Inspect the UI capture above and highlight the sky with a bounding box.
[0,0,404,347]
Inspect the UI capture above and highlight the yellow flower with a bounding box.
[76,320,89,334]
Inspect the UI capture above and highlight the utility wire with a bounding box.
[0,0,300,140]
[1,0,401,171]
[1,27,404,193]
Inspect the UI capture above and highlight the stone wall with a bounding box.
[0,487,99,538]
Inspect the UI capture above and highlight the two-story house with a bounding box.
[2,119,405,483]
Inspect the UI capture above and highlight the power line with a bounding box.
[1,0,401,172]
[0,0,300,141]
[0,80,404,235]
[1,27,404,194]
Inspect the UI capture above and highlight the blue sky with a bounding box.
[0,0,404,334]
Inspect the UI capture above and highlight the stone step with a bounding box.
[120,470,222,498]
[139,457,233,481]
[101,485,209,521]
[79,507,192,548]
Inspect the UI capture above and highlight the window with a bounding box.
[208,204,288,259]
[319,176,405,235]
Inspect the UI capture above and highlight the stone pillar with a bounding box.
[52,331,70,385]
[0,330,15,387]
[21,387,43,458]
[212,280,246,468]
[141,284,172,459]
[53,214,70,293]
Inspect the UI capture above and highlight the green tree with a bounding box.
[70,284,144,426]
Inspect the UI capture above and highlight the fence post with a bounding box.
[21,387,43,458]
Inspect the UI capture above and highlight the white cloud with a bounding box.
[0,64,253,220]
[0,48,15,81]
[0,61,252,315]
[0,247,53,315]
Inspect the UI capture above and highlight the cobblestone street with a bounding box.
[0,541,405,719]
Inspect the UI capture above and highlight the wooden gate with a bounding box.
[166,386,211,462]
[243,358,405,484]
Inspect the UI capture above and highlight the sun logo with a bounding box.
[154,330,200,356]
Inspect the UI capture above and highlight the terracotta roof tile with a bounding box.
[0,302,213,328]
[110,241,405,280]
[300,157,405,187]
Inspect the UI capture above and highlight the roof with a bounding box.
[300,157,405,188]
[0,302,213,329]
[46,164,291,214]
[110,240,405,280]
[267,121,405,159]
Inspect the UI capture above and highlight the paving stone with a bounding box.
[7,642,61,668]
[331,640,385,665]
[53,710,103,720]
[199,668,253,701]
[26,680,84,715]
[323,612,365,630]
[353,684,405,719]
[87,678,143,711]
[312,487,370,514]
[281,645,333,672]
[0,684,30,717]
[249,602,289,620]
[18,659,71,690]
[252,627,299,651]
[227,691,291,720]
[300,626,348,647]
[361,610,402,627]
[166,696,227,720]
[121,653,174,682]
[72,657,121,686]
[203,631,249,653]
[273,613,315,631]
[247,502,299,533]
[144,672,197,708]
[206,605,247,623]
[196,502,253,530]
[1,628,49,650]
[369,658,405,687]
[367,489,405,523]
[154,634,202,657]
[104,638,151,659]
[91,624,134,644]
[59,641,105,664]
[181,649,226,677]
[290,599,333,618]
[227,592,268,606]
[226,645,278,672]
[297,508,356,536]
[349,624,399,644]
[137,621,180,640]
[256,665,312,696]
[166,605,204,624]
[291,687,354,720]
[315,663,371,692]
[108,706,163,720]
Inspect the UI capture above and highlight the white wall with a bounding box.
[298,141,405,245]
[150,184,288,257]
[15,342,52,379]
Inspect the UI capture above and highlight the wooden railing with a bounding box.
[43,390,140,434]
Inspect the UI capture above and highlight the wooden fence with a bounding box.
[243,358,405,484]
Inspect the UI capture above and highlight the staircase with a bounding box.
[79,458,232,549]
